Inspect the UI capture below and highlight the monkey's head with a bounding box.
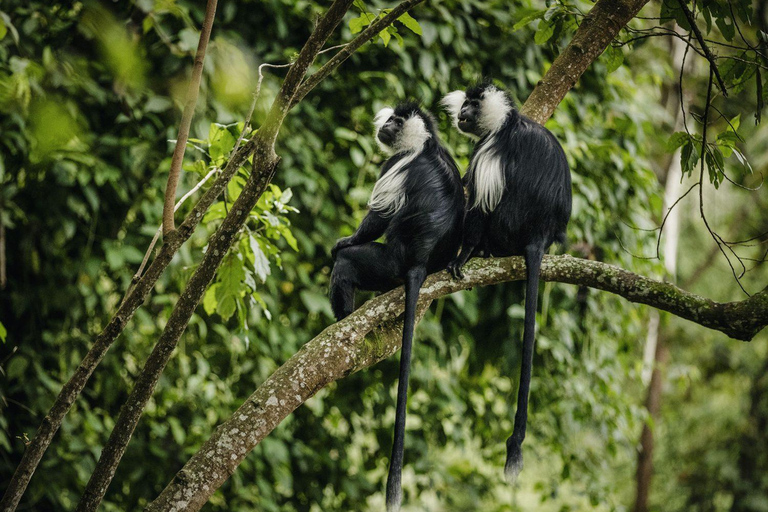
[441,83,513,138]
[373,102,434,155]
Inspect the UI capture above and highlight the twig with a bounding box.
[697,68,749,294]
[162,0,218,236]
[132,166,221,283]
[675,0,728,96]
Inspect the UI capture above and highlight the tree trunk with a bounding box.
[634,339,669,512]
[634,29,688,511]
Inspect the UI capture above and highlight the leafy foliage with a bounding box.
[0,0,766,511]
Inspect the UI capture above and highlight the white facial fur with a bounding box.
[373,107,431,155]
[469,134,505,213]
[369,108,431,216]
[441,90,466,130]
[479,86,512,134]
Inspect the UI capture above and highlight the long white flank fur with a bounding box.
[369,109,430,216]
[472,86,513,212]
[470,134,506,212]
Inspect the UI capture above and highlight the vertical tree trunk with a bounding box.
[634,339,669,512]
[633,28,688,512]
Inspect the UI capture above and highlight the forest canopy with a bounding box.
[1,0,767,511]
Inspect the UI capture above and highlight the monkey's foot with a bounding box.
[504,442,524,485]
[446,259,465,279]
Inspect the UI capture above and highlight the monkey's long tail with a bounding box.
[386,266,427,512]
[505,243,544,484]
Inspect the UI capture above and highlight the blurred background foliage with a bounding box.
[0,0,767,510]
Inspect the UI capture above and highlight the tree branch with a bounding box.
[674,0,728,96]
[290,0,427,108]
[162,0,218,236]
[147,255,768,512]
[520,0,652,124]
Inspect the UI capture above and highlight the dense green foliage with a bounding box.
[1,0,766,511]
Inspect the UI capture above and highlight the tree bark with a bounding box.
[162,0,218,236]
[634,339,669,512]
[520,0,651,124]
[147,255,768,512]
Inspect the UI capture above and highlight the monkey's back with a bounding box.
[385,142,464,272]
[476,114,571,255]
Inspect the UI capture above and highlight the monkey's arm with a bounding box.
[331,210,390,259]
[447,208,485,279]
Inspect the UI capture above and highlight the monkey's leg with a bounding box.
[505,243,545,483]
[329,243,400,321]
[386,265,427,512]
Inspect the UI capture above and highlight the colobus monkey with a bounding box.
[330,102,464,511]
[441,82,572,482]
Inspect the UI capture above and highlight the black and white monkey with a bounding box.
[329,102,464,511]
[441,83,572,482]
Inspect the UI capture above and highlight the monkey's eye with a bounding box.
[395,118,404,127]
[470,99,480,107]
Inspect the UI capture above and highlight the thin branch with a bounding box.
[132,166,221,284]
[147,255,768,512]
[697,68,749,294]
[674,0,728,96]
[291,0,426,108]
[162,0,218,236]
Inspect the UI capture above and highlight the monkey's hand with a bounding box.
[447,258,465,280]
[331,236,356,260]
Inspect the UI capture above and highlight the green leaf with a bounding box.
[379,27,392,47]
[203,284,219,315]
[602,45,624,73]
[0,18,7,41]
[0,321,6,343]
[216,295,236,320]
[534,20,555,45]
[667,131,691,152]
[250,235,271,282]
[512,10,547,31]
[349,14,372,34]
[398,12,421,35]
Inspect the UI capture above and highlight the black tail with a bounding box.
[386,266,427,512]
[505,244,544,483]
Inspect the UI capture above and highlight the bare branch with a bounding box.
[674,0,728,96]
[291,0,427,108]
[162,0,219,236]
[148,255,768,512]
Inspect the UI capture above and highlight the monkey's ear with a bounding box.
[440,91,466,120]
[373,107,395,131]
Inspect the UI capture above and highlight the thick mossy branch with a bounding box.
[147,256,766,511]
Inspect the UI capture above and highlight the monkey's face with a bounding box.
[456,97,482,136]
[442,84,512,138]
[377,115,405,147]
[373,104,433,155]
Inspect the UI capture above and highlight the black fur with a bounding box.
[445,83,572,482]
[329,102,464,511]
